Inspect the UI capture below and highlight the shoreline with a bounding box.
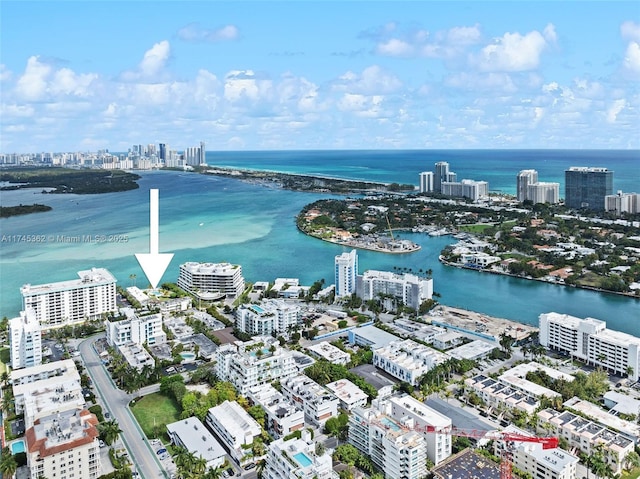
[305,232,422,254]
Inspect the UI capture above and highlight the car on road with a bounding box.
[104,412,110,419]
[99,440,105,448]
[243,463,256,470]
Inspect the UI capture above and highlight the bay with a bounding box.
[1,150,639,335]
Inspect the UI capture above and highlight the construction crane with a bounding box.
[368,420,559,479]
[385,213,395,241]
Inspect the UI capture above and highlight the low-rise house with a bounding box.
[325,379,368,411]
[205,400,262,465]
[167,417,226,470]
[247,384,304,439]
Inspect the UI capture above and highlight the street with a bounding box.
[79,335,169,479]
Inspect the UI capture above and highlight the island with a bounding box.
[0,168,140,194]
[0,204,53,218]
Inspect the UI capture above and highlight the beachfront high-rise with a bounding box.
[565,167,613,210]
[9,309,42,369]
[334,249,358,297]
[178,262,245,298]
[356,270,433,311]
[434,161,452,192]
[419,171,434,193]
[517,170,538,202]
[20,267,117,329]
[517,169,560,205]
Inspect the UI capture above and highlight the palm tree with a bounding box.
[129,274,136,287]
[0,447,18,479]
[624,450,640,472]
[98,419,122,446]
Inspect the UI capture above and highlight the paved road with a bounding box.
[79,335,168,479]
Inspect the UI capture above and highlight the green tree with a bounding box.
[0,447,18,479]
[98,419,122,446]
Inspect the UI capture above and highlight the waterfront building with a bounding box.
[349,400,428,479]
[334,249,358,297]
[434,161,452,193]
[247,384,304,439]
[178,262,245,299]
[25,408,101,479]
[373,339,449,386]
[21,267,117,328]
[263,430,336,479]
[213,336,298,395]
[565,166,613,210]
[166,417,226,470]
[235,299,301,336]
[419,171,434,193]
[605,191,640,214]
[537,408,633,474]
[517,170,538,202]
[356,270,433,312]
[280,375,339,427]
[539,312,640,381]
[105,308,165,347]
[325,379,368,411]
[9,309,42,369]
[495,425,578,479]
[527,182,560,204]
[205,400,262,465]
[306,341,351,366]
[441,179,489,202]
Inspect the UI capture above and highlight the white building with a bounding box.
[387,395,452,465]
[357,270,433,311]
[539,312,640,380]
[178,262,245,298]
[326,379,368,411]
[605,191,640,214]
[349,401,427,479]
[214,336,298,395]
[281,375,339,427]
[334,250,358,297]
[263,430,336,479]
[247,384,305,439]
[235,299,301,336]
[25,408,101,479]
[419,171,434,193]
[205,400,262,464]
[373,339,449,386]
[9,309,42,369]
[527,182,560,204]
[441,179,489,201]
[21,267,117,328]
[166,417,226,470]
[348,324,400,349]
[105,308,166,347]
[517,170,538,202]
[306,341,351,366]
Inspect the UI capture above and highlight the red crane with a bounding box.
[368,420,559,479]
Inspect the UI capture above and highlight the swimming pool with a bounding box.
[293,452,313,467]
[380,417,401,432]
[11,439,25,454]
[180,352,195,361]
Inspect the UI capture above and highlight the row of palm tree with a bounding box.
[173,446,224,479]
[0,447,17,478]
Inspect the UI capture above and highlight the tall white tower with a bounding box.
[419,172,434,193]
[517,169,538,202]
[335,250,358,297]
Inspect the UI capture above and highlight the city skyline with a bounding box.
[1,1,639,153]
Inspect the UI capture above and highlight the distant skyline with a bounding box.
[1,1,639,152]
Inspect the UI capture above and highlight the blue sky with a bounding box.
[1,1,639,152]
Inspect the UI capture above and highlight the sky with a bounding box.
[1,1,639,152]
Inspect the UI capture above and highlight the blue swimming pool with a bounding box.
[293,452,313,467]
[11,439,25,454]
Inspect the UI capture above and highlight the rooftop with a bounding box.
[21,267,116,296]
[166,417,226,463]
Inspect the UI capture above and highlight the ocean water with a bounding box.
[1,150,639,334]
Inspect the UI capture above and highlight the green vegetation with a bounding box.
[0,203,52,217]
[527,368,609,402]
[304,360,377,399]
[130,392,181,439]
[0,167,140,194]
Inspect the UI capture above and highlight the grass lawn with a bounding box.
[130,393,181,439]
[622,467,640,479]
[0,347,10,374]
[459,224,495,233]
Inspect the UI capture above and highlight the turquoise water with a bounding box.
[380,417,401,432]
[251,305,264,314]
[293,452,313,467]
[1,151,639,335]
[11,440,25,454]
[180,352,195,360]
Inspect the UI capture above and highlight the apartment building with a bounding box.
[537,408,634,474]
[25,408,101,479]
[9,309,42,369]
[21,267,117,328]
[213,336,298,395]
[565,166,613,210]
[539,312,640,380]
[177,262,245,298]
[306,341,351,366]
[419,171,434,193]
[105,308,166,347]
[349,402,427,479]
[325,379,368,411]
[281,375,339,427]
[527,182,560,204]
[166,417,226,470]
[373,339,449,386]
[605,191,640,214]
[334,249,358,297]
[356,270,433,311]
[235,299,301,336]
[263,430,336,479]
[247,384,305,439]
[441,179,489,202]
[205,400,262,464]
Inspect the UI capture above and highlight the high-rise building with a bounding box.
[105,308,166,347]
[517,170,538,202]
[527,182,560,205]
[334,249,358,297]
[178,262,245,298]
[9,309,42,370]
[419,171,434,193]
[434,162,450,192]
[356,270,433,311]
[605,191,640,214]
[565,167,613,210]
[200,141,206,165]
[159,143,167,162]
[235,299,301,336]
[441,179,489,201]
[21,268,117,329]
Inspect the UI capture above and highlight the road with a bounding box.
[79,335,168,479]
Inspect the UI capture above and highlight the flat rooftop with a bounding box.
[21,267,116,295]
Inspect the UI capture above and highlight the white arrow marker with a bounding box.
[135,189,174,289]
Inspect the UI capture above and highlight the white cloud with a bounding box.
[139,41,171,77]
[15,56,52,100]
[621,21,640,42]
[473,26,552,72]
[51,68,98,97]
[177,23,239,42]
[607,99,626,123]
[1,103,35,118]
[623,41,640,74]
[224,70,273,104]
[446,24,482,45]
[333,65,402,95]
[376,39,414,57]
[0,64,12,82]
